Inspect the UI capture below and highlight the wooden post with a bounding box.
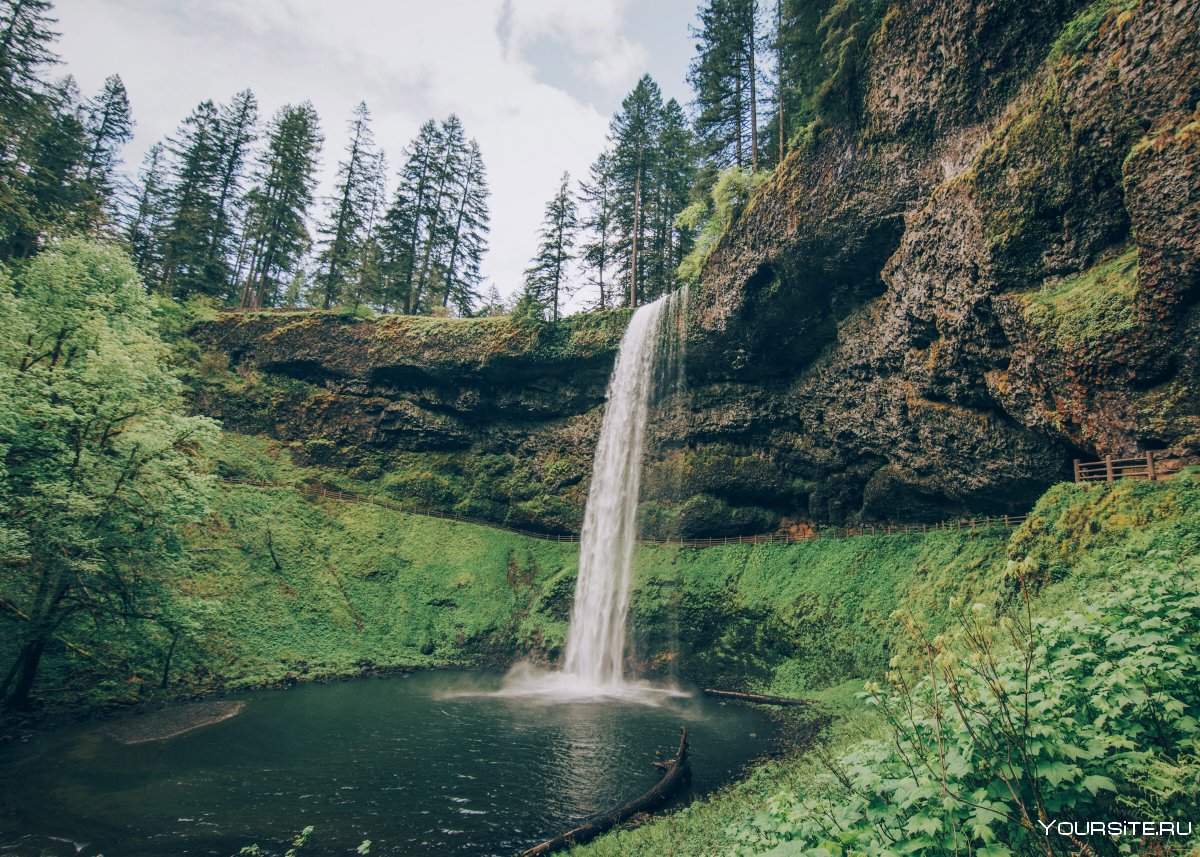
[1146,450,1157,482]
[1105,455,1115,482]
[1073,458,1082,482]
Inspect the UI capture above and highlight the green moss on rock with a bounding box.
[1023,245,1140,355]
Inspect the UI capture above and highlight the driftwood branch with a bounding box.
[521,726,691,856]
[702,688,810,707]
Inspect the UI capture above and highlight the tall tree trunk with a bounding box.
[413,173,450,313]
[749,2,759,172]
[160,629,180,689]
[1,637,47,711]
[552,225,563,322]
[777,0,785,164]
[736,57,744,169]
[441,168,475,310]
[630,154,642,308]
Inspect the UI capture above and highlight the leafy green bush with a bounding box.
[0,239,219,711]
[677,166,772,284]
[729,562,1200,855]
[334,303,374,319]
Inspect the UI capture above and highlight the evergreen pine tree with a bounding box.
[411,114,466,312]
[158,99,224,297]
[315,101,378,309]
[127,141,168,279]
[688,0,762,171]
[25,75,90,232]
[774,0,838,138]
[0,4,99,258]
[238,102,322,308]
[644,97,696,300]
[477,282,505,317]
[0,0,57,119]
[346,149,387,311]
[440,138,489,315]
[374,116,490,316]
[578,151,619,310]
[205,89,256,296]
[80,73,132,220]
[609,74,663,307]
[379,118,441,313]
[523,171,577,322]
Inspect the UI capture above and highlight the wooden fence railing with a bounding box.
[221,478,1028,549]
[1074,452,1159,483]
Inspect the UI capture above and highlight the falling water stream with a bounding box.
[501,288,688,701]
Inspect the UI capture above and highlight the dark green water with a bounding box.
[0,672,778,856]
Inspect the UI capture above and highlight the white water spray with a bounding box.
[497,289,687,702]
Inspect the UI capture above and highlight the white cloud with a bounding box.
[499,0,647,90]
[52,0,666,304]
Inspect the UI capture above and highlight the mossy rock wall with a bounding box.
[13,435,1196,715]
[189,311,631,534]
[670,0,1199,525]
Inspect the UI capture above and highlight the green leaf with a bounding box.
[1081,774,1117,794]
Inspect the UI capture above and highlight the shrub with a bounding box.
[729,562,1200,855]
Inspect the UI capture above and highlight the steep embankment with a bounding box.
[16,434,1197,722]
[677,0,1199,525]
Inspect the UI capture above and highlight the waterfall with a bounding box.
[498,288,688,702]
[562,294,672,687]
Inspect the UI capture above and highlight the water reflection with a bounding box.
[0,671,775,857]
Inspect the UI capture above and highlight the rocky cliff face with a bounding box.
[191,311,629,533]
[665,0,1199,524]
[192,0,1198,532]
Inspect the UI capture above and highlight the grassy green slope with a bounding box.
[579,474,1200,856]
[2,435,579,710]
[11,434,1195,722]
[628,526,1010,697]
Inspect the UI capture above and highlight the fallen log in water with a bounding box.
[702,688,810,707]
[521,726,691,856]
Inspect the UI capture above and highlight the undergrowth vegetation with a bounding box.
[1024,247,1140,358]
[731,563,1200,855]
[579,474,1200,855]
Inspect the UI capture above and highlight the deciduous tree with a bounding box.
[0,239,217,711]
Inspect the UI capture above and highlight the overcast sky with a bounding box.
[54,0,699,310]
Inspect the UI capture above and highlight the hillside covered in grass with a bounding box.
[13,432,1196,715]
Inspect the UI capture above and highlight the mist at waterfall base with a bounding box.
[0,672,777,857]
[499,290,689,704]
